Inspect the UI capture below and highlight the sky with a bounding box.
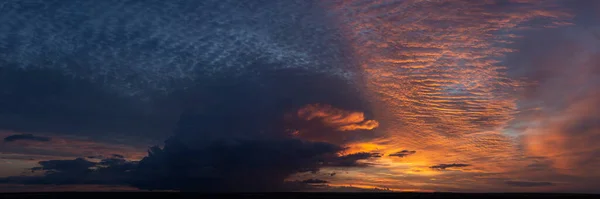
[0,0,599,193]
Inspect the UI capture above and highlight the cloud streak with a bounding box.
[389,150,416,158]
[0,131,148,162]
[4,134,51,142]
[505,181,555,187]
[429,163,471,170]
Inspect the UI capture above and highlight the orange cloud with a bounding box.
[309,0,575,191]
[522,95,600,175]
[297,104,379,131]
[286,104,380,145]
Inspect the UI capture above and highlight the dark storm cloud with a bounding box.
[130,137,346,192]
[0,137,374,192]
[0,69,369,190]
[31,158,96,173]
[1,107,377,192]
[505,181,555,187]
[0,155,137,186]
[0,0,362,141]
[0,67,179,138]
[325,152,382,167]
[301,179,329,184]
[429,163,471,170]
[3,134,50,142]
[0,0,373,192]
[389,150,416,158]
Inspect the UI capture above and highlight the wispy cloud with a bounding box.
[4,134,51,142]
[505,181,555,187]
[0,131,148,164]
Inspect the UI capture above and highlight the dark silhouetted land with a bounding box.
[1,192,599,199]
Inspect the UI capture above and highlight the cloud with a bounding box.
[326,152,383,167]
[0,0,356,97]
[0,67,179,139]
[0,0,370,191]
[2,0,598,193]
[0,112,382,192]
[0,0,366,145]
[505,181,555,187]
[129,136,359,192]
[301,179,329,184]
[429,163,471,170]
[301,0,597,192]
[296,104,379,132]
[0,156,136,186]
[389,150,416,158]
[3,134,50,142]
[31,158,96,173]
[0,131,148,162]
[0,134,378,192]
[286,104,379,145]
[507,15,600,177]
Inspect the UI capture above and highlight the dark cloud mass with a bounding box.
[32,158,96,173]
[0,0,364,139]
[0,156,136,186]
[326,152,383,167]
[0,0,374,192]
[0,106,383,191]
[3,134,50,142]
[429,163,471,170]
[389,150,416,158]
[131,137,345,192]
[301,179,329,184]
[0,135,375,192]
[505,181,555,187]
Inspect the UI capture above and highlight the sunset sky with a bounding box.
[0,0,599,193]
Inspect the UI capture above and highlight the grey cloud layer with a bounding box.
[0,0,355,96]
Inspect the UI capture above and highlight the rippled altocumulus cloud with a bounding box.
[0,0,357,97]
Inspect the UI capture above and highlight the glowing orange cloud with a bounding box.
[297,104,379,131]
[307,0,576,191]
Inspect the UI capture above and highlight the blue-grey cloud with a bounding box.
[0,0,366,144]
[0,0,355,97]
